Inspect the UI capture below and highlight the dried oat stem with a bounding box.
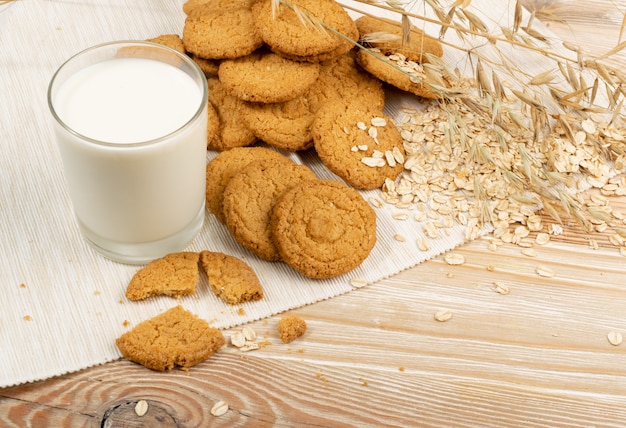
[279,0,626,233]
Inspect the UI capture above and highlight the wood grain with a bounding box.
[1,1,626,427]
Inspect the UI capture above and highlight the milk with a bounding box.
[50,43,208,264]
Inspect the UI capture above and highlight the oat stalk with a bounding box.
[277,0,626,235]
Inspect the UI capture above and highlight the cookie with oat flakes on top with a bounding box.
[355,16,443,63]
[311,100,405,190]
[355,48,443,99]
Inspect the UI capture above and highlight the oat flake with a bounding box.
[211,400,229,417]
[134,400,149,417]
[607,331,623,346]
[434,310,453,322]
[535,266,555,277]
[444,253,465,265]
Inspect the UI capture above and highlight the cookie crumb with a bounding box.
[278,314,307,343]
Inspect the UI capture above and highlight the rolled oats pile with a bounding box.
[380,95,626,252]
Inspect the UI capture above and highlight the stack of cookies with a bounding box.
[145,0,446,276]
[174,0,444,189]
[206,147,377,279]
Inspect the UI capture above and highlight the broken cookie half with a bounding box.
[115,305,225,371]
[124,250,264,305]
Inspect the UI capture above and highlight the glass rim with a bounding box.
[47,40,208,149]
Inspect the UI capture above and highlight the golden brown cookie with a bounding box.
[115,305,225,371]
[206,101,220,148]
[125,252,200,301]
[270,24,359,63]
[218,50,320,103]
[205,146,288,223]
[199,250,264,304]
[222,157,317,261]
[307,51,385,113]
[146,34,186,54]
[190,54,220,75]
[355,48,442,99]
[273,42,353,63]
[183,0,256,15]
[312,101,405,190]
[271,179,377,279]
[240,93,315,151]
[278,314,307,343]
[356,16,443,63]
[207,77,257,151]
[183,7,262,60]
[252,0,358,59]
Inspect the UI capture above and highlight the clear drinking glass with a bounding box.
[48,41,208,264]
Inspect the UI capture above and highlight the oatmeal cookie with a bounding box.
[355,48,442,99]
[218,50,320,103]
[240,93,315,151]
[222,157,317,261]
[115,305,225,371]
[312,100,405,190]
[183,7,262,59]
[271,179,377,279]
[207,77,257,151]
[252,0,357,59]
[205,146,287,223]
[146,34,186,54]
[356,16,443,63]
[125,252,200,301]
[307,51,385,113]
[190,54,220,75]
[199,250,264,304]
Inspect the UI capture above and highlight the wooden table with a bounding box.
[2,1,625,426]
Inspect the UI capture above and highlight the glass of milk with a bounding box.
[48,41,208,264]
